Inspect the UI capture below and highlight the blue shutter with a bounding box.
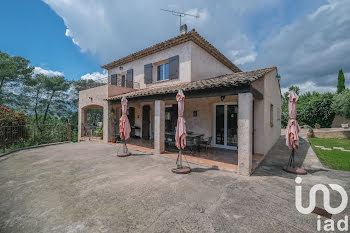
[169,55,179,80]
[144,63,153,84]
[110,74,117,85]
[126,69,133,88]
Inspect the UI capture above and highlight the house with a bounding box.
[78,27,281,176]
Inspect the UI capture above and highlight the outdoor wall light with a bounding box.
[220,96,225,101]
[276,74,281,82]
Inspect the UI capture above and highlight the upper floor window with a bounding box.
[157,63,169,81]
[121,74,126,87]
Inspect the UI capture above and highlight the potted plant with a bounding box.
[95,127,103,139]
[307,128,314,138]
[315,123,320,129]
[341,122,349,129]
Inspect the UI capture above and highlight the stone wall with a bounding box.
[314,130,350,139]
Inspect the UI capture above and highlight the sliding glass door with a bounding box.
[214,104,238,149]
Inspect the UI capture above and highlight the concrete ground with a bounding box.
[0,138,349,233]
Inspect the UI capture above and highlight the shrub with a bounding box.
[0,106,29,149]
[332,89,350,119]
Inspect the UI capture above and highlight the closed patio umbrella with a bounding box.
[283,91,307,174]
[117,97,131,157]
[172,90,191,174]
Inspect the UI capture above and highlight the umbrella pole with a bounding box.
[177,148,183,169]
[124,138,130,154]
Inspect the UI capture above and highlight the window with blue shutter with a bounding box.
[144,64,153,84]
[110,74,117,85]
[126,69,133,88]
[169,55,179,80]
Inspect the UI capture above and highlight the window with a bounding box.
[121,75,126,87]
[157,63,169,81]
[277,108,281,121]
[270,104,274,127]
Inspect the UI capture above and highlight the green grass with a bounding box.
[308,138,350,171]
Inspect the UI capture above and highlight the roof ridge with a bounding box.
[101,30,241,73]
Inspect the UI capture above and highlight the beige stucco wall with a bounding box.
[260,70,281,155]
[107,41,236,90]
[190,42,234,81]
[78,85,133,142]
[108,42,192,89]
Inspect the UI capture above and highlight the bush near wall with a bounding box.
[281,92,335,128]
[0,106,29,150]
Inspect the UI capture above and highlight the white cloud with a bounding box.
[254,0,350,91]
[34,67,64,76]
[81,70,107,81]
[225,34,257,65]
[281,81,337,95]
[182,8,209,26]
[65,28,80,48]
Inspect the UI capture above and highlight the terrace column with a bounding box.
[103,101,112,143]
[238,92,253,176]
[78,107,87,141]
[154,100,165,154]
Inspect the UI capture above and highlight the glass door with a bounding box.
[214,104,238,149]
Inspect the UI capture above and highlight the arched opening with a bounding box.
[81,105,104,139]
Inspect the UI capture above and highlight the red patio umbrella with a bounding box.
[283,91,307,174]
[172,90,191,174]
[117,97,131,157]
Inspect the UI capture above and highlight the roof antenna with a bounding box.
[161,9,199,33]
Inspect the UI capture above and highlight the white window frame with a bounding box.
[156,62,169,82]
[212,102,238,150]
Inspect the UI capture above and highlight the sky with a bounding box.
[1,0,349,93]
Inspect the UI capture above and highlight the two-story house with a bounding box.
[78,28,281,175]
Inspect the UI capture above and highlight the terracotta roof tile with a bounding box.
[101,29,241,73]
[108,67,276,100]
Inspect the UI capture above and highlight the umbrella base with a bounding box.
[117,152,131,157]
[283,166,307,175]
[172,166,191,174]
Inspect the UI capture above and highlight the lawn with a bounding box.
[308,138,350,171]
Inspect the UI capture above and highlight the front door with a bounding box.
[142,105,150,139]
[214,104,238,149]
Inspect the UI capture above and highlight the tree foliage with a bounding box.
[282,88,335,128]
[24,74,70,130]
[332,89,350,119]
[337,69,346,94]
[0,51,34,104]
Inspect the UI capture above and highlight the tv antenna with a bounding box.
[160,9,199,27]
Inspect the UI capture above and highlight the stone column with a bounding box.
[238,92,253,176]
[103,101,112,143]
[78,107,87,142]
[154,100,165,154]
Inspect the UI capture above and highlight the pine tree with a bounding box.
[337,69,345,94]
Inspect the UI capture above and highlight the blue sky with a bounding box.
[1,0,349,92]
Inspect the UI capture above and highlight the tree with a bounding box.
[0,51,34,104]
[337,69,346,94]
[332,89,350,119]
[25,74,70,130]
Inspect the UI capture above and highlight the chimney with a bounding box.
[180,24,187,35]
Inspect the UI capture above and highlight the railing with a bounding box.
[0,124,72,154]
[82,125,103,138]
[109,76,141,90]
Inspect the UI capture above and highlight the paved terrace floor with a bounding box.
[0,137,349,233]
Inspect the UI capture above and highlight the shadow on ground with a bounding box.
[253,136,325,179]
